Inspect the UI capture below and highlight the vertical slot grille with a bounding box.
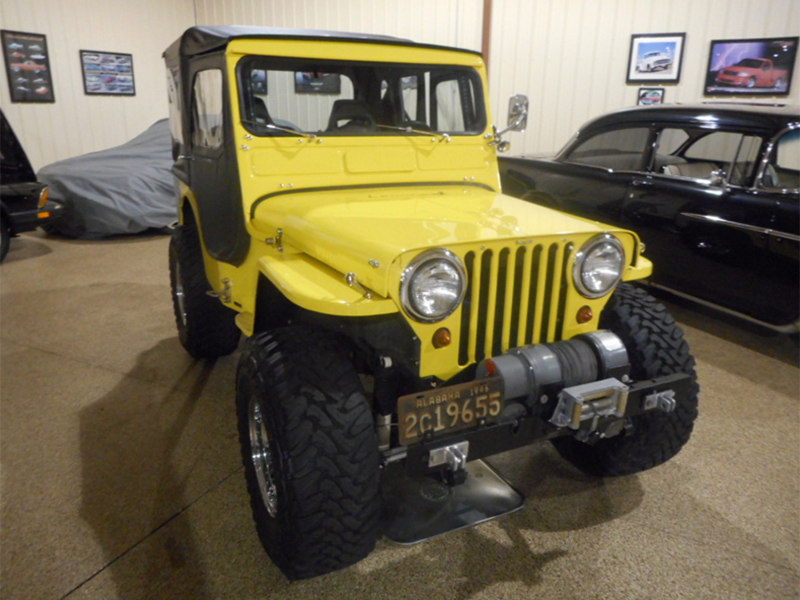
[458,241,573,366]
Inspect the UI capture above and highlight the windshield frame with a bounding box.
[235,55,487,138]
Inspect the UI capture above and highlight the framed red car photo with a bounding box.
[705,36,798,96]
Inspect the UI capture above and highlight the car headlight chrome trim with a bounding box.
[400,249,466,323]
[573,233,625,298]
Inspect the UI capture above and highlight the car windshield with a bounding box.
[237,56,485,137]
[735,59,762,68]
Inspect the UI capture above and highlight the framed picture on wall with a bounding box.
[704,37,798,96]
[80,50,135,96]
[1,30,54,103]
[626,33,685,84]
[637,87,665,105]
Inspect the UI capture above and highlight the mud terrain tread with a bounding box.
[169,224,240,358]
[552,283,699,476]
[236,326,381,580]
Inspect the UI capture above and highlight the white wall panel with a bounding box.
[490,0,800,156]
[1,0,795,170]
[0,0,195,171]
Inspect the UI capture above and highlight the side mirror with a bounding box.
[507,94,529,133]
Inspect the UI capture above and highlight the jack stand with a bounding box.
[382,460,525,545]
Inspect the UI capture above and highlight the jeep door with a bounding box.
[183,55,248,266]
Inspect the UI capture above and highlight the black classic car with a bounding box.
[499,103,799,333]
[0,110,63,262]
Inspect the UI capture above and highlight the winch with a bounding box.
[400,330,689,480]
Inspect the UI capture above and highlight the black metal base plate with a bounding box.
[381,459,525,545]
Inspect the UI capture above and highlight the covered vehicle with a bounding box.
[0,110,63,262]
[38,119,175,238]
[499,103,800,333]
[164,26,699,580]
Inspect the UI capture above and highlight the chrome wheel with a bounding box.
[249,395,279,517]
[173,261,187,327]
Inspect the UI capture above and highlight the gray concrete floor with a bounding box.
[1,230,798,600]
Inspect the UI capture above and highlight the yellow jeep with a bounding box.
[164,26,699,580]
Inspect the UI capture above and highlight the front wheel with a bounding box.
[551,283,699,477]
[747,77,756,88]
[236,326,382,580]
[168,224,240,358]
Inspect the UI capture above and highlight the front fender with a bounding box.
[258,253,398,318]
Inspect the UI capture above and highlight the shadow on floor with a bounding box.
[78,339,229,600]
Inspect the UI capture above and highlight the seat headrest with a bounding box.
[326,99,376,131]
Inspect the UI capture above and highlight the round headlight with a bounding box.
[573,234,625,298]
[401,249,466,322]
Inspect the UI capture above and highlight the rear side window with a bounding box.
[765,128,800,190]
[565,127,650,171]
[192,69,224,149]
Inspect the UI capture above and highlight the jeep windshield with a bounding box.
[237,56,486,137]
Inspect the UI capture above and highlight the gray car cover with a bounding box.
[38,119,176,238]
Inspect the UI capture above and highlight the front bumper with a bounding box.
[404,372,692,477]
[11,199,65,233]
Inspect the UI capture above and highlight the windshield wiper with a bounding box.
[240,120,317,140]
[376,124,450,142]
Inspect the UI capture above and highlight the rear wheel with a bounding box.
[236,326,381,580]
[551,283,699,476]
[168,223,240,358]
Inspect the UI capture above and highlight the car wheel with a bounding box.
[776,77,785,89]
[236,326,381,580]
[0,218,9,263]
[168,223,240,358]
[747,77,756,88]
[551,283,699,477]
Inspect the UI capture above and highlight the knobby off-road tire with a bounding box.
[552,283,699,477]
[168,224,240,358]
[236,326,382,580]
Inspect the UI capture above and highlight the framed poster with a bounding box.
[637,87,665,105]
[627,33,685,84]
[704,37,798,96]
[294,71,341,94]
[1,30,54,103]
[80,50,135,96]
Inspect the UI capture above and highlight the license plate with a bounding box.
[397,378,505,445]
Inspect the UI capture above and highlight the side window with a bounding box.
[166,66,183,146]
[565,127,650,171]
[764,129,800,190]
[682,131,762,186]
[192,69,224,149]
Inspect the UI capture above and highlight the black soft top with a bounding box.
[164,25,480,60]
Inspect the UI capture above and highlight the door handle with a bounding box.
[631,179,651,187]
[177,155,195,161]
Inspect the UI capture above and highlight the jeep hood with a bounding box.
[251,185,615,298]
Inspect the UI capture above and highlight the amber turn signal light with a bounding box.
[577,305,593,324]
[432,327,451,348]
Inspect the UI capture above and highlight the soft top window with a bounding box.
[237,56,485,137]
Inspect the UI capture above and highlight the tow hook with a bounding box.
[428,442,469,486]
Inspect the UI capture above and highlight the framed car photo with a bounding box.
[627,33,685,84]
[704,37,798,96]
[80,50,135,96]
[637,87,665,105]
[1,30,54,103]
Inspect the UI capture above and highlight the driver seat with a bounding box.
[326,100,376,132]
